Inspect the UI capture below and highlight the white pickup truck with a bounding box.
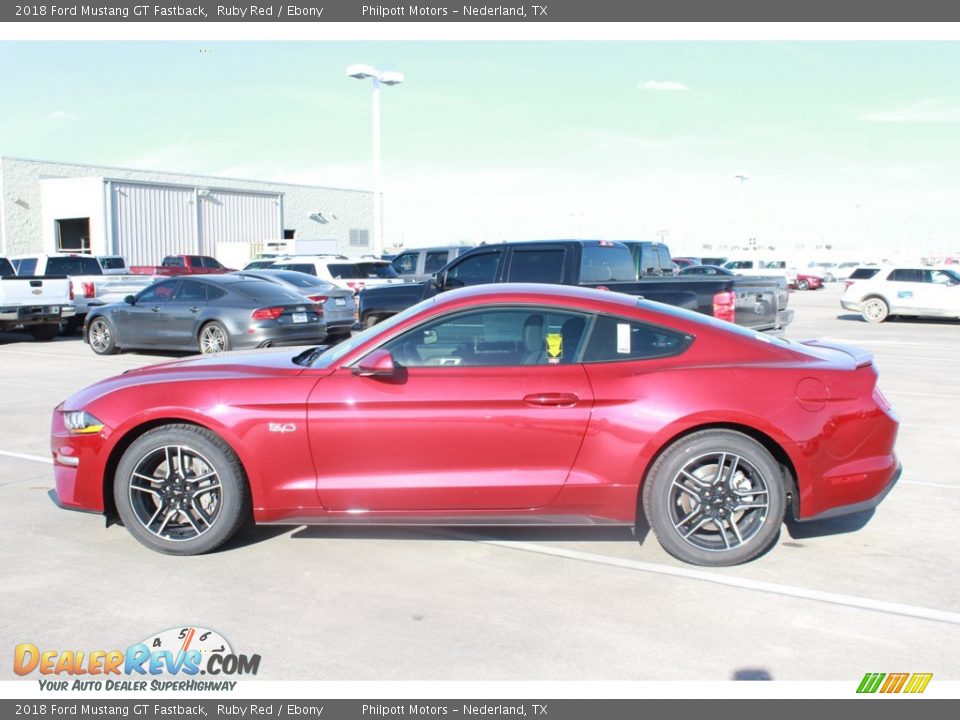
[10,254,154,333]
[0,257,75,341]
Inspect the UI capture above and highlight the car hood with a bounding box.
[64,347,331,410]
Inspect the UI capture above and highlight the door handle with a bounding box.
[190,307,200,313]
[151,306,160,312]
[523,392,580,407]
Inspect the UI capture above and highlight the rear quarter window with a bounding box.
[580,246,636,282]
[327,263,364,279]
[582,315,692,362]
[849,268,881,280]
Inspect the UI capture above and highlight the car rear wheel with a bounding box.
[642,429,785,566]
[28,324,59,341]
[199,321,230,354]
[796,279,809,291]
[87,317,118,355]
[113,424,250,555]
[862,298,889,324]
[363,314,381,329]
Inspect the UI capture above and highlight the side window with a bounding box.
[424,251,449,274]
[174,281,208,302]
[187,256,204,267]
[392,252,418,274]
[163,256,185,267]
[889,269,922,282]
[379,307,591,367]
[582,315,691,363]
[15,259,38,276]
[202,257,223,269]
[206,286,227,301]
[927,270,958,285]
[138,281,179,303]
[444,251,501,288]
[506,248,565,283]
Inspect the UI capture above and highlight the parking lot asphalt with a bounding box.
[1,285,958,682]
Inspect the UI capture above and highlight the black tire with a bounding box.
[198,321,231,354]
[862,297,889,324]
[28,324,59,341]
[113,424,250,555]
[61,316,84,336]
[796,279,809,291]
[642,429,785,566]
[87,317,118,355]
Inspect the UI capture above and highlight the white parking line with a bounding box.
[462,537,960,626]
[0,450,52,464]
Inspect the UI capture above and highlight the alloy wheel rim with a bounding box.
[667,451,770,552]
[90,320,111,352]
[864,301,884,321]
[200,325,226,354]
[128,445,222,541]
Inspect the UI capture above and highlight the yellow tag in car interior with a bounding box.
[546,333,563,359]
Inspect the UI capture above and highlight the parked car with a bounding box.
[10,253,154,333]
[235,269,356,341]
[83,275,329,355]
[0,257,75,340]
[679,265,734,277]
[791,273,825,291]
[51,283,899,565]
[672,257,700,268]
[130,255,234,277]
[390,246,475,282]
[271,256,404,293]
[722,257,798,285]
[832,262,863,281]
[840,266,960,323]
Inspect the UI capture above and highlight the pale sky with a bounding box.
[1,41,958,256]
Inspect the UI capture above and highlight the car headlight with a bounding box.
[62,410,105,434]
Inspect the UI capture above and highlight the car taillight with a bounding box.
[712,290,736,323]
[306,295,328,304]
[843,281,853,292]
[69,281,75,301]
[82,282,96,299]
[251,307,284,321]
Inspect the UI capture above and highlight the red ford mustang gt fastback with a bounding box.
[51,284,900,566]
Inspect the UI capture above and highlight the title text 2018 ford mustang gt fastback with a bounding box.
[51,284,900,566]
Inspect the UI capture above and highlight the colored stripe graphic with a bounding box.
[857,673,885,693]
[904,673,933,693]
[880,673,909,693]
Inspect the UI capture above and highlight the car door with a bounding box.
[884,269,923,313]
[113,280,180,346]
[306,306,595,512]
[161,279,210,347]
[916,269,960,315]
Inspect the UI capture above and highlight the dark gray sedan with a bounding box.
[84,275,328,355]
[233,269,356,341]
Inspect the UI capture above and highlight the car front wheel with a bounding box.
[87,317,118,355]
[113,424,250,555]
[642,429,785,566]
[796,279,809,291]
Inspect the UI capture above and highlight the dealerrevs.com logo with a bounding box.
[14,626,260,692]
[857,672,933,694]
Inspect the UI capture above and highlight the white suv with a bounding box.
[841,266,960,323]
[271,255,403,292]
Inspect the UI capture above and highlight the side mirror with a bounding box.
[352,348,398,378]
[124,295,136,305]
[434,271,447,290]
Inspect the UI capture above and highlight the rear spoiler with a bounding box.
[799,339,874,368]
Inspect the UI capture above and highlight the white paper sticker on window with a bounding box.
[617,323,631,354]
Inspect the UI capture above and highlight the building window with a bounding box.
[283,229,295,240]
[56,218,91,254]
[349,229,370,248]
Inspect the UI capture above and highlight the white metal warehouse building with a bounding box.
[0,156,374,268]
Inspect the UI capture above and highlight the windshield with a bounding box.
[306,297,437,368]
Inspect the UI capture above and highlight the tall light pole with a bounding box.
[734,174,749,248]
[347,64,404,257]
